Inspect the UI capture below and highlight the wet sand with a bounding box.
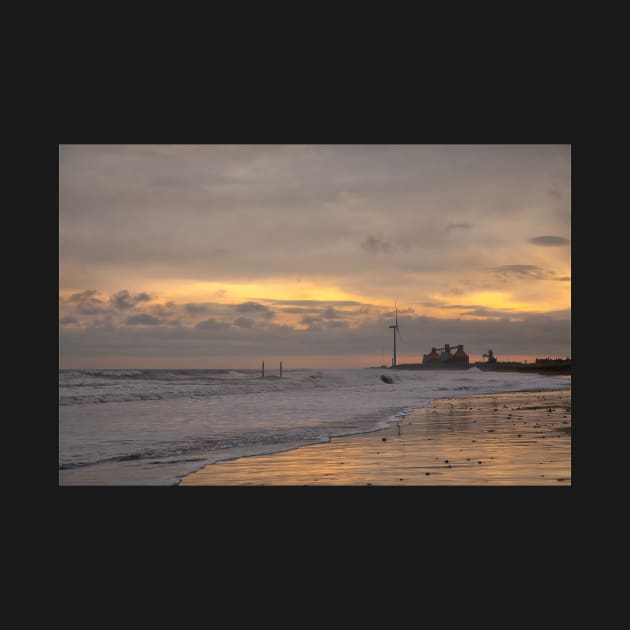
[179,389,571,485]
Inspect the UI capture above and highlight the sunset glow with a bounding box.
[59,144,570,368]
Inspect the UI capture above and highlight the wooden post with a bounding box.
[280,361,283,377]
[262,360,265,378]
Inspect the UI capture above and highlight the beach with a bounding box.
[179,389,571,485]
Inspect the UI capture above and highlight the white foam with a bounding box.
[59,367,570,485]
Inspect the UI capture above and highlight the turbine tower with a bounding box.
[388,302,401,367]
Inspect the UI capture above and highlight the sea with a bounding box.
[58,367,571,485]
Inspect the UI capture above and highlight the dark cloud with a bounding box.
[528,235,570,247]
[279,307,313,314]
[184,303,215,315]
[60,145,570,288]
[65,289,106,314]
[149,304,177,317]
[446,223,472,232]
[195,318,231,330]
[125,314,160,326]
[554,276,571,282]
[361,235,392,254]
[69,289,102,303]
[234,317,254,328]
[234,301,275,319]
[489,265,552,280]
[110,290,153,309]
[77,302,108,315]
[60,310,570,363]
[322,307,339,319]
[269,299,362,307]
[59,146,570,366]
[60,316,78,325]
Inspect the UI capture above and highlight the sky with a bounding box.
[59,144,571,369]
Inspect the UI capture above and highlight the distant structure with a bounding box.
[388,303,401,367]
[535,356,570,364]
[421,344,469,368]
[473,351,570,373]
[482,349,497,364]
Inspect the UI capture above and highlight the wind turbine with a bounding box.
[388,302,401,367]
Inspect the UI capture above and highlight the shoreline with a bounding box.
[178,388,571,486]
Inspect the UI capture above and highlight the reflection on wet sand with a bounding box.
[179,389,571,485]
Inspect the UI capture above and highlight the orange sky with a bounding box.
[59,145,570,368]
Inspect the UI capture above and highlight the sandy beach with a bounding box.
[179,389,571,485]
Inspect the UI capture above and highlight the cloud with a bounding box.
[60,316,78,325]
[322,307,339,319]
[234,301,275,319]
[149,304,177,317]
[58,146,571,366]
[185,303,215,315]
[60,145,570,290]
[269,299,362,307]
[301,316,322,326]
[125,314,160,325]
[234,317,254,328]
[554,276,571,282]
[195,318,231,330]
[446,223,472,232]
[489,265,553,280]
[69,289,102,303]
[60,309,571,365]
[528,235,570,247]
[361,235,392,254]
[110,290,153,309]
[76,302,108,315]
[65,289,106,314]
[279,307,313,314]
